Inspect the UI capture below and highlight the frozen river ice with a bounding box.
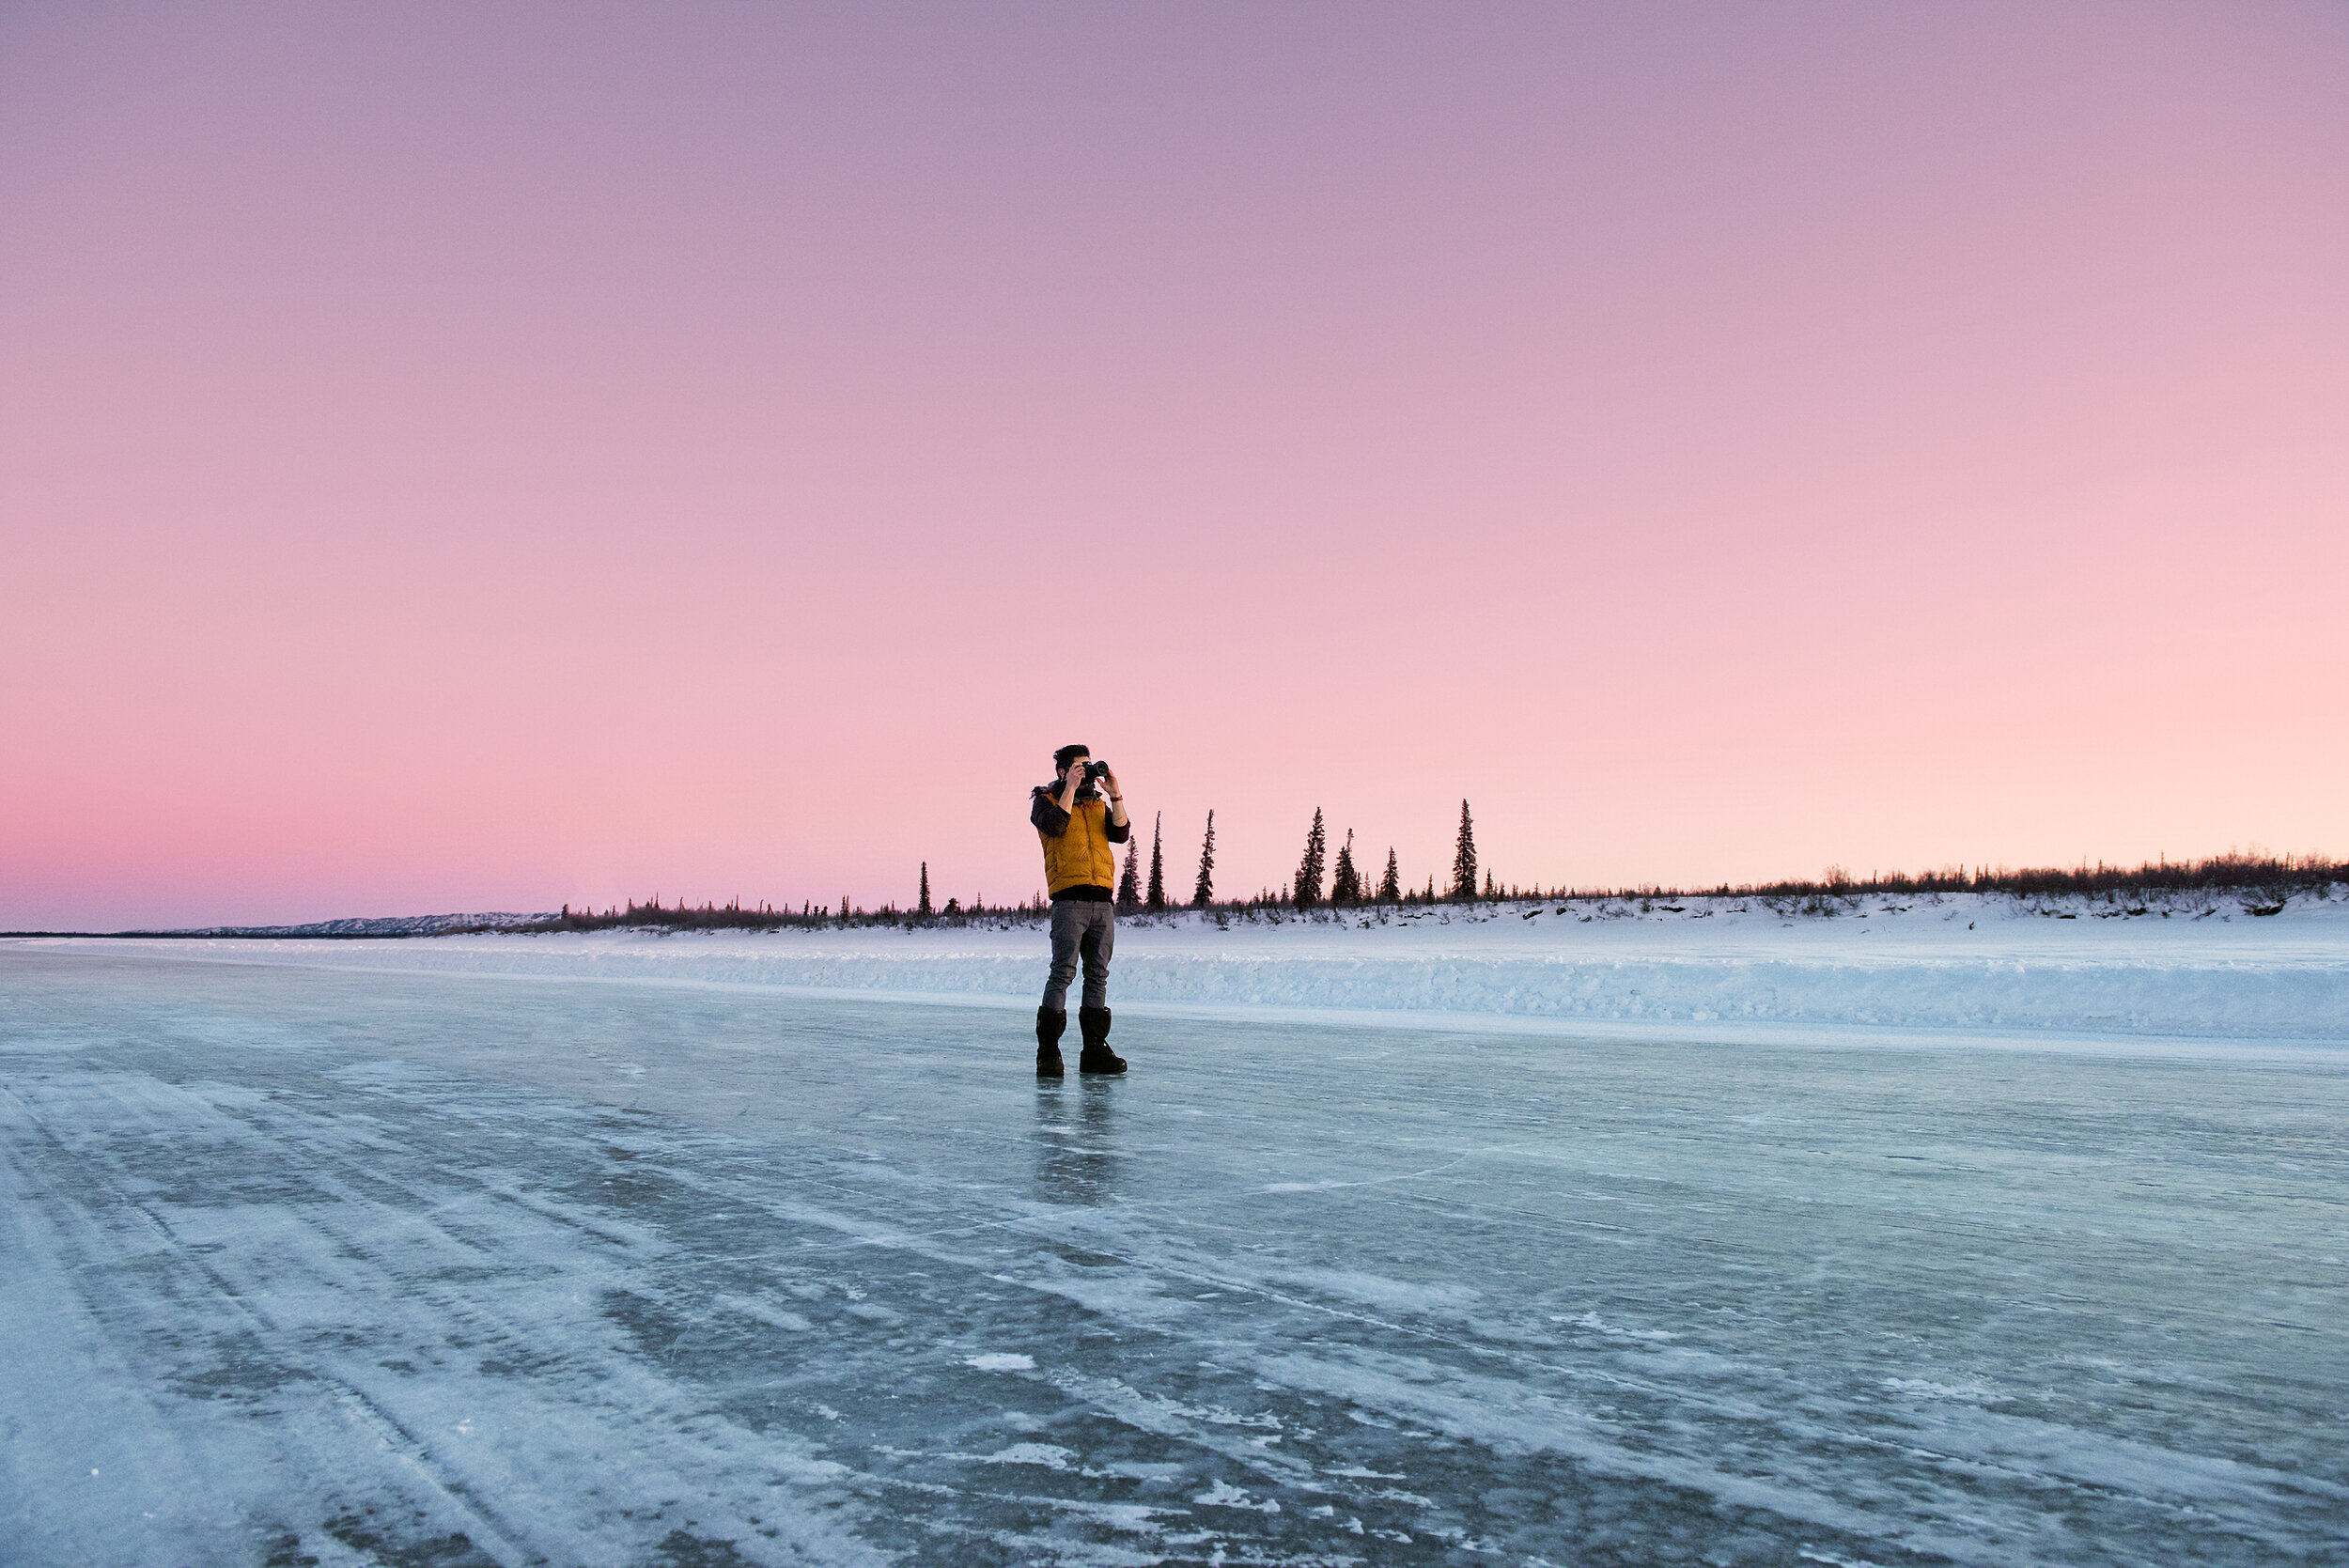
[4,949,2344,1565]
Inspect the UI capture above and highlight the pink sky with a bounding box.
[4,2,2345,930]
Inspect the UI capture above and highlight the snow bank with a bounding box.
[24,890,2349,1045]
[155,910,551,938]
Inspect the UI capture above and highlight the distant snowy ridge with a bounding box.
[29,889,2348,1045]
[152,911,555,939]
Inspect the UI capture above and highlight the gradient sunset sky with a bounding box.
[5,2,2344,929]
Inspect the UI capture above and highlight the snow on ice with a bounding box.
[35,887,2349,1045]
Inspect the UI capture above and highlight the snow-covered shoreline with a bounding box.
[18,889,2348,1047]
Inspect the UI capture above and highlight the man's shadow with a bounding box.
[1033,1080,1120,1205]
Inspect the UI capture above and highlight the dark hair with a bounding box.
[1052,743,1091,772]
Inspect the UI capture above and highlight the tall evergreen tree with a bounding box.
[1330,830,1361,903]
[1191,810,1217,907]
[1145,813,1167,910]
[917,862,933,917]
[1378,846,1401,903]
[1116,837,1141,912]
[1452,800,1478,901]
[1294,808,1328,908]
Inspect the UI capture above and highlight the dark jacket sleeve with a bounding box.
[1031,788,1070,836]
[1105,812,1130,844]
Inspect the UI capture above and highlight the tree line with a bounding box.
[530,801,1494,933]
[530,835,2342,934]
[1101,800,1490,914]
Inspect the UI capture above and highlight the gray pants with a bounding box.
[1044,899,1115,1012]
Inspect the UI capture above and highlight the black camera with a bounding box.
[1082,760,1111,782]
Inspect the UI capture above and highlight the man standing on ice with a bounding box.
[1030,744,1130,1077]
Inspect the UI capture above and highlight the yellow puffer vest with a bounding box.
[1040,796,1119,895]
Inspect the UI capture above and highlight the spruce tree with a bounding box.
[1117,837,1141,912]
[1452,800,1478,901]
[1192,810,1216,907]
[1145,813,1167,910]
[917,862,933,918]
[1378,846,1401,903]
[1295,808,1327,908]
[1330,830,1360,904]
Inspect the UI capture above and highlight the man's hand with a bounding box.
[1058,762,1085,810]
[1101,766,1128,827]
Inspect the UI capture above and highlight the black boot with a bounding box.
[1077,1006,1127,1074]
[1036,1007,1067,1077]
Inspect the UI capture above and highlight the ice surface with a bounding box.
[3,946,2345,1565]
